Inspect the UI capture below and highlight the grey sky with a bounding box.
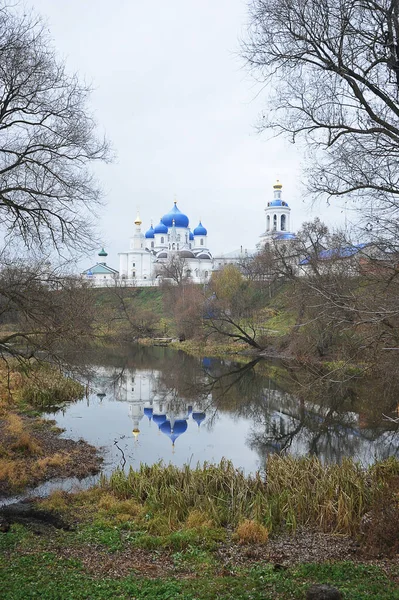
[33,0,346,267]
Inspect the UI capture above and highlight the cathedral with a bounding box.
[83,180,295,285]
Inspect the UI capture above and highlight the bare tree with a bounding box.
[244,0,399,240]
[0,2,109,251]
[154,254,189,286]
[0,254,96,362]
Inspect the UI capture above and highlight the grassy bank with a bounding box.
[1,457,399,599]
[0,361,101,495]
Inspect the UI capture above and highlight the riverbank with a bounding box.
[1,457,399,599]
[0,362,102,497]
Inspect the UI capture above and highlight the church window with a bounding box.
[151,241,154,248]
[273,214,277,231]
[189,243,192,249]
[177,234,181,242]
[204,271,209,278]
[281,215,286,231]
[132,271,136,278]
[266,215,270,231]
[133,263,135,267]
[161,236,164,244]
[200,239,204,246]
[177,243,179,250]
[172,243,175,249]
[185,234,188,243]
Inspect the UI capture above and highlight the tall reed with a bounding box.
[99,455,399,535]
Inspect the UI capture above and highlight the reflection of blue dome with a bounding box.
[193,222,207,236]
[145,226,155,239]
[153,413,167,427]
[192,412,206,427]
[189,231,194,241]
[144,407,153,420]
[162,203,189,228]
[202,357,212,369]
[160,419,188,445]
[269,199,289,207]
[154,220,168,234]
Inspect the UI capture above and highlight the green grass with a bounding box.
[0,551,398,599]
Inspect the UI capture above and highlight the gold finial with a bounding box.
[273,179,283,190]
[134,211,142,226]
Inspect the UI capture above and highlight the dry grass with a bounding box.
[10,431,43,456]
[234,520,269,544]
[185,509,214,530]
[95,456,399,536]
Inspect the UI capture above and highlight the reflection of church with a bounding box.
[114,369,206,448]
[82,180,296,285]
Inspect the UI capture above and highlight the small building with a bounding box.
[81,248,119,286]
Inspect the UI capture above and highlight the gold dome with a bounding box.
[134,211,142,226]
[132,428,140,438]
[273,179,283,190]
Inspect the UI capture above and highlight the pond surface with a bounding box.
[42,345,399,481]
[5,344,398,504]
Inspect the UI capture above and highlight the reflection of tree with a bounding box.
[71,344,399,464]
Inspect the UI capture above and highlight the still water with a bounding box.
[40,345,399,487]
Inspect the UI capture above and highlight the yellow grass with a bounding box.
[235,519,269,544]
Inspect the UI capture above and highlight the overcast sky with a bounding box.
[32,0,347,267]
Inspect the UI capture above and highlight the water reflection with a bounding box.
[46,346,399,478]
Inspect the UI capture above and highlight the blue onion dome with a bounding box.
[162,202,189,228]
[144,407,153,420]
[189,231,194,241]
[159,419,188,445]
[154,219,168,234]
[153,413,167,428]
[145,225,155,239]
[193,221,207,236]
[192,411,206,427]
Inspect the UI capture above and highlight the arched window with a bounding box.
[273,214,277,231]
[177,243,179,250]
[161,236,164,244]
[266,215,270,231]
[200,239,204,246]
[204,271,209,278]
[281,215,286,231]
[151,241,154,248]
[172,243,175,250]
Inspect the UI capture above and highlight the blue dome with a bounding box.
[144,407,153,420]
[274,232,296,241]
[189,231,194,241]
[268,199,289,207]
[192,412,206,427]
[162,203,189,228]
[193,222,207,236]
[154,220,168,234]
[159,419,188,445]
[153,413,167,428]
[145,225,155,239]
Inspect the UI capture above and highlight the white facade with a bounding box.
[118,204,213,285]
